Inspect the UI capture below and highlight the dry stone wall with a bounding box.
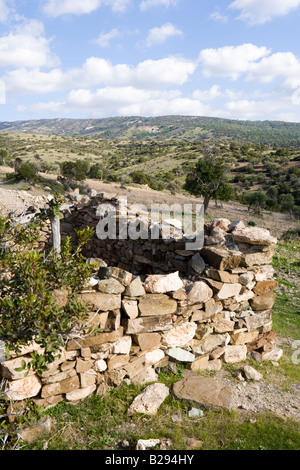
[0,193,282,408]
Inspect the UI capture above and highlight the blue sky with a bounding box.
[1,0,300,122]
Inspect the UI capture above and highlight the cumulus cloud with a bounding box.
[3,55,197,96]
[31,86,210,118]
[198,43,271,80]
[192,85,222,102]
[145,23,183,47]
[220,97,291,120]
[248,51,300,83]
[44,0,102,17]
[0,19,58,68]
[197,43,300,95]
[230,0,300,25]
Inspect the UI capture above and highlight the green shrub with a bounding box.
[16,162,38,183]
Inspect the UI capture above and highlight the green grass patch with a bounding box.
[24,380,300,451]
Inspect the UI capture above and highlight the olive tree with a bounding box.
[184,147,233,213]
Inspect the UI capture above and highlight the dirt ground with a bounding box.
[214,355,300,421]
[1,165,298,238]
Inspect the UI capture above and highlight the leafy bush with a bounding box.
[16,162,38,183]
[0,212,93,370]
[60,160,90,181]
[0,203,94,447]
[130,170,150,185]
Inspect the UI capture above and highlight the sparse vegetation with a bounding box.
[0,125,299,218]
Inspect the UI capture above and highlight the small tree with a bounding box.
[244,190,267,215]
[184,148,233,213]
[60,161,88,182]
[280,194,295,218]
[16,162,38,183]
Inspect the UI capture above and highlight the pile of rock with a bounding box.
[0,220,282,409]
[58,194,279,279]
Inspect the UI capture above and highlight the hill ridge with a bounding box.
[1,116,300,146]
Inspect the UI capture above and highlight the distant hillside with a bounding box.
[1,116,300,146]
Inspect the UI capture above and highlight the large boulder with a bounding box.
[231,227,277,246]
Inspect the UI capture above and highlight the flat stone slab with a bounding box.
[172,376,233,410]
[231,227,277,246]
[166,347,195,363]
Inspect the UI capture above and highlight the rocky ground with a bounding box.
[0,187,47,217]
[214,366,300,421]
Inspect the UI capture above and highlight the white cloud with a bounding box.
[0,19,58,68]
[192,85,222,102]
[219,97,291,120]
[31,86,210,118]
[248,52,300,83]
[230,0,300,25]
[44,0,131,17]
[107,0,132,13]
[140,0,178,11]
[3,55,197,96]
[197,43,300,91]
[44,0,102,17]
[4,68,65,94]
[198,43,271,80]
[133,57,196,88]
[209,11,228,23]
[95,28,121,48]
[145,23,183,47]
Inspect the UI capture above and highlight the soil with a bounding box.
[214,364,300,421]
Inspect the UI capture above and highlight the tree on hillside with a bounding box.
[60,160,89,181]
[16,162,38,183]
[0,148,8,165]
[244,190,267,215]
[184,147,233,213]
[280,193,295,218]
